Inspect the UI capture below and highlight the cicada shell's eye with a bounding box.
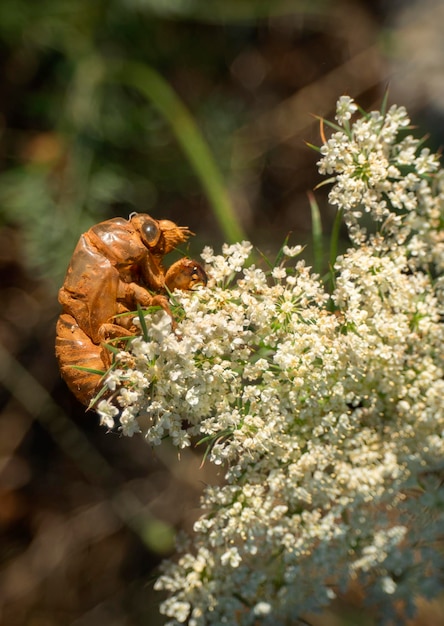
[129,213,161,247]
[141,218,160,245]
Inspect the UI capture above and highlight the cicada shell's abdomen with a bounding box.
[55,314,106,406]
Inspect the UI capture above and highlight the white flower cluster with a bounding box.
[97,97,444,624]
[319,95,444,271]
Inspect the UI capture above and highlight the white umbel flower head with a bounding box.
[97,96,444,625]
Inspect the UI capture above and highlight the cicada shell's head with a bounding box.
[130,213,192,255]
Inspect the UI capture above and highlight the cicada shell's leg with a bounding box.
[117,281,155,309]
[164,258,208,291]
[115,280,175,323]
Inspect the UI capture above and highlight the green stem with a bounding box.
[307,191,323,275]
[111,61,246,243]
[329,207,344,270]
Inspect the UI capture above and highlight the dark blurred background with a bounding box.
[1,1,444,624]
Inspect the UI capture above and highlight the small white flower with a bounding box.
[220,547,242,568]
[381,576,397,595]
[272,266,287,279]
[104,370,121,391]
[335,95,358,124]
[282,244,303,257]
[185,386,200,406]
[97,399,119,429]
[253,602,272,616]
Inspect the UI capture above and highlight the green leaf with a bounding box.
[308,191,323,276]
[137,303,149,342]
[70,365,106,375]
[329,207,344,271]
[110,61,247,244]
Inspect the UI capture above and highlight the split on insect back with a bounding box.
[55,212,207,407]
